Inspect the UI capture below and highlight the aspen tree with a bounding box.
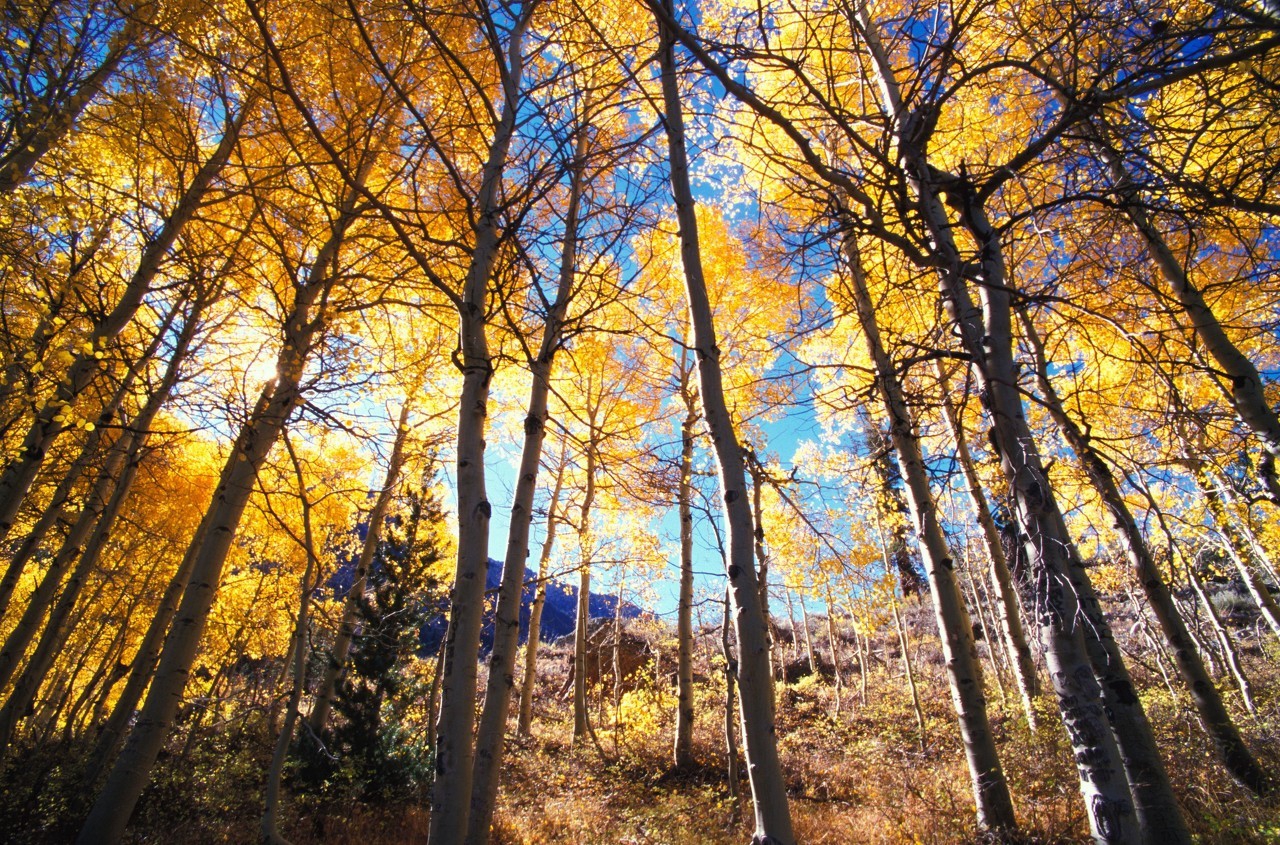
[654,3,793,839]
[1018,305,1272,795]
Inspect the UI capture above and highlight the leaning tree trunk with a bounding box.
[657,6,793,839]
[0,102,248,542]
[934,360,1040,731]
[307,402,411,737]
[843,236,1017,831]
[0,6,154,194]
[1094,127,1280,502]
[75,164,364,845]
[1018,306,1271,795]
[1192,463,1280,640]
[261,436,320,845]
[427,14,531,844]
[951,185,1181,844]
[0,293,206,749]
[466,128,588,845]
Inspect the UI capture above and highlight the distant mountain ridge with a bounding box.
[418,558,643,654]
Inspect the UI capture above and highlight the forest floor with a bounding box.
[7,599,1280,844]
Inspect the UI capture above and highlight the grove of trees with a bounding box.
[0,0,1278,843]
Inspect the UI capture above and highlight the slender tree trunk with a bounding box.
[891,592,926,753]
[1142,482,1257,712]
[745,448,776,698]
[307,403,411,737]
[840,232,1014,826]
[81,522,204,783]
[0,289,185,622]
[935,360,1040,731]
[823,585,844,715]
[784,588,800,664]
[0,294,206,747]
[0,103,248,542]
[722,587,741,825]
[657,6,793,838]
[261,437,320,845]
[1096,128,1280,501]
[76,164,364,844]
[1019,307,1271,795]
[0,7,154,194]
[572,441,597,742]
[674,364,698,770]
[798,589,817,676]
[517,446,568,736]
[427,14,532,842]
[1194,464,1280,639]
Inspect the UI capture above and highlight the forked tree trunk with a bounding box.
[466,128,588,845]
[1018,307,1271,795]
[657,6,793,838]
[307,403,411,737]
[953,186,1181,844]
[427,13,532,843]
[75,164,366,844]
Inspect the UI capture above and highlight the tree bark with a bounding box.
[656,6,794,839]
[674,358,698,770]
[935,360,1040,731]
[1019,307,1271,795]
[427,11,532,843]
[0,101,248,541]
[844,238,1013,829]
[517,445,568,736]
[466,125,588,845]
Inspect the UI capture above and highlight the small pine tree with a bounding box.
[297,472,446,801]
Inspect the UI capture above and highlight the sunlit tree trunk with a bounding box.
[1192,463,1280,639]
[1139,479,1257,712]
[674,356,698,770]
[934,361,1039,731]
[466,128,588,845]
[1096,130,1280,501]
[572,437,598,743]
[0,102,248,542]
[307,402,411,737]
[1019,307,1271,795]
[0,6,155,194]
[950,178,1181,841]
[427,12,532,842]
[656,6,793,838]
[0,295,183,621]
[262,436,319,845]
